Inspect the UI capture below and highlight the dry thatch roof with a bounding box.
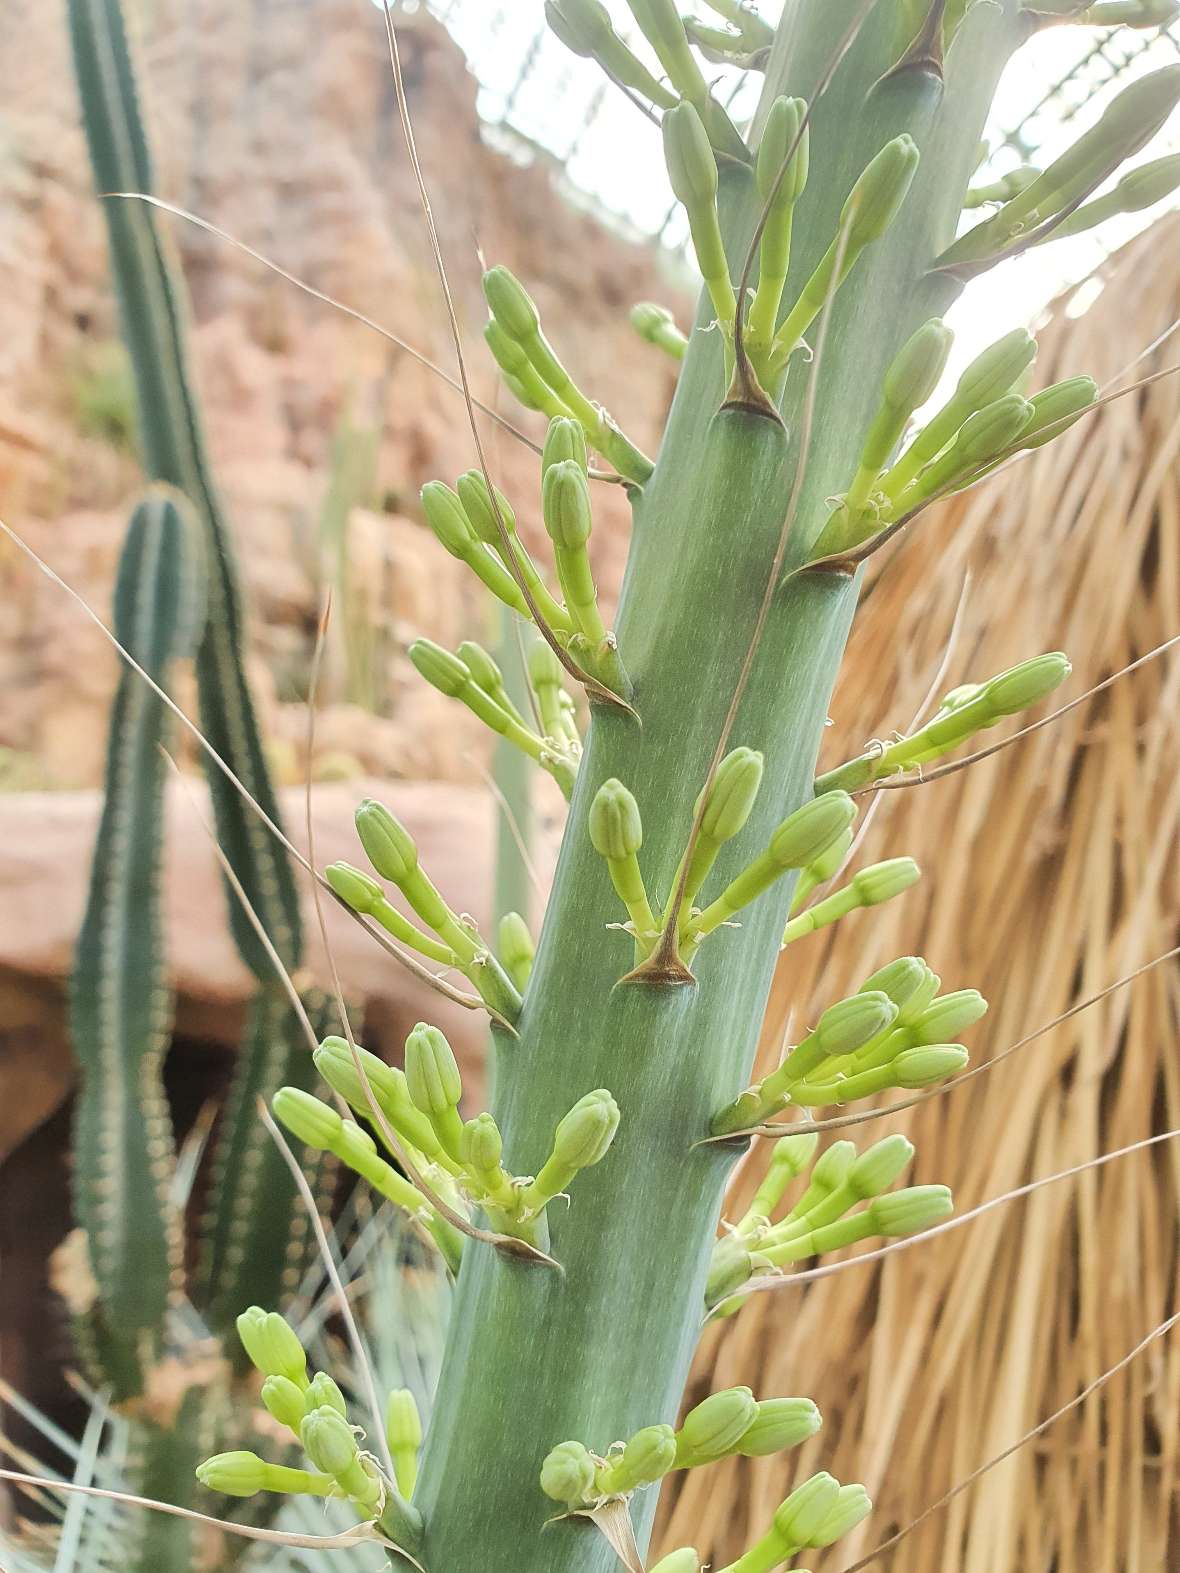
[659,214,1180,1571]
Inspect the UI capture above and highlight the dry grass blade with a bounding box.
[835,1312,1180,1572]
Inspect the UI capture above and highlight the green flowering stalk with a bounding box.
[816,652,1072,792]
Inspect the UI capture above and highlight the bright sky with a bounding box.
[395,1,1180,375]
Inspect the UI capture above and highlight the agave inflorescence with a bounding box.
[35,1,1180,1571]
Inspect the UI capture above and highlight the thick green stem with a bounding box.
[413,6,1025,1570]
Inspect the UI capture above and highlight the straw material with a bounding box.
[658,216,1180,1571]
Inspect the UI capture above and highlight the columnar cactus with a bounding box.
[62,1,1180,1571]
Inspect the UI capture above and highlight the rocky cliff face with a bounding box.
[0,0,686,790]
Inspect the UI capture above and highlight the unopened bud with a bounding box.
[849,1135,914,1198]
[894,1045,969,1086]
[195,1451,270,1498]
[542,416,588,474]
[699,748,765,843]
[768,792,856,869]
[272,1087,343,1152]
[456,470,516,545]
[910,989,988,1042]
[409,638,470,699]
[984,651,1070,713]
[811,1483,873,1547]
[544,0,613,55]
[614,1424,678,1488]
[663,102,719,209]
[421,480,476,555]
[236,1307,307,1387]
[405,1022,462,1116]
[814,992,898,1059]
[499,911,535,986]
[461,1112,503,1175]
[736,1397,822,1457]
[677,1386,758,1461]
[1083,0,1180,23]
[589,779,643,860]
[540,1439,597,1504]
[542,459,594,549]
[355,799,417,884]
[851,857,920,906]
[842,135,920,245]
[773,1472,841,1549]
[482,265,540,342]
[386,1387,423,1451]
[260,1375,307,1433]
[859,956,928,1013]
[306,1373,347,1418]
[883,319,954,414]
[810,1140,856,1193]
[768,1132,820,1179]
[325,861,384,916]
[648,1552,701,1573]
[300,1407,359,1476]
[956,328,1037,408]
[552,1089,620,1170]
[955,394,1034,465]
[757,95,809,209]
[870,1184,953,1235]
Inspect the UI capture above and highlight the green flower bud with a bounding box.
[300,1407,359,1477]
[849,1135,914,1199]
[460,1112,504,1174]
[648,1552,701,1573]
[757,95,809,208]
[482,265,540,342]
[699,748,765,843]
[956,328,1038,409]
[544,0,612,56]
[1083,0,1180,23]
[306,1373,348,1418]
[630,301,687,358]
[811,1483,873,1547]
[883,319,954,415]
[614,1424,678,1488]
[842,135,920,246]
[409,638,470,699]
[815,992,899,1059]
[484,317,531,377]
[456,471,516,545]
[768,1132,820,1180]
[851,857,921,906]
[355,799,417,884]
[456,642,505,703]
[272,1087,343,1152]
[773,1472,841,1548]
[910,989,988,1043]
[736,1397,822,1457]
[810,1140,857,1193]
[499,910,535,988]
[195,1451,270,1498]
[540,1439,597,1504]
[260,1375,307,1434]
[955,394,1035,466]
[869,1184,953,1235]
[528,635,563,692]
[767,792,856,869]
[542,459,594,549]
[236,1308,307,1387]
[895,963,941,1026]
[421,480,477,555]
[552,1089,620,1170]
[386,1387,422,1451]
[984,651,1071,714]
[662,102,718,209]
[1021,378,1096,447]
[859,956,928,1013]
[542,416,589,475]
[894,1045,969,1086]
[405,1022,462,1116]
[589,778,643,860]
[324,860,384,916]
[677,1386,757,1462]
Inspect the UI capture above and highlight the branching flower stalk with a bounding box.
[59,1,1180,1571]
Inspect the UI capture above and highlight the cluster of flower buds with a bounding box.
[325,797,522,1020]
[277,1032,620,1255]
[482,266,653,487]
[421,407,628,698]
[587,753,865,964]
[941,65,1180,267]
[540,1387,821,1509]
[714,1471,873,1572]
[705,1126,953,1314]
[712,955,986,1133]
[816,651,1072,793]
[815,318,1100,552]
[630,301,689,360]
[196,1308,421,1537]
